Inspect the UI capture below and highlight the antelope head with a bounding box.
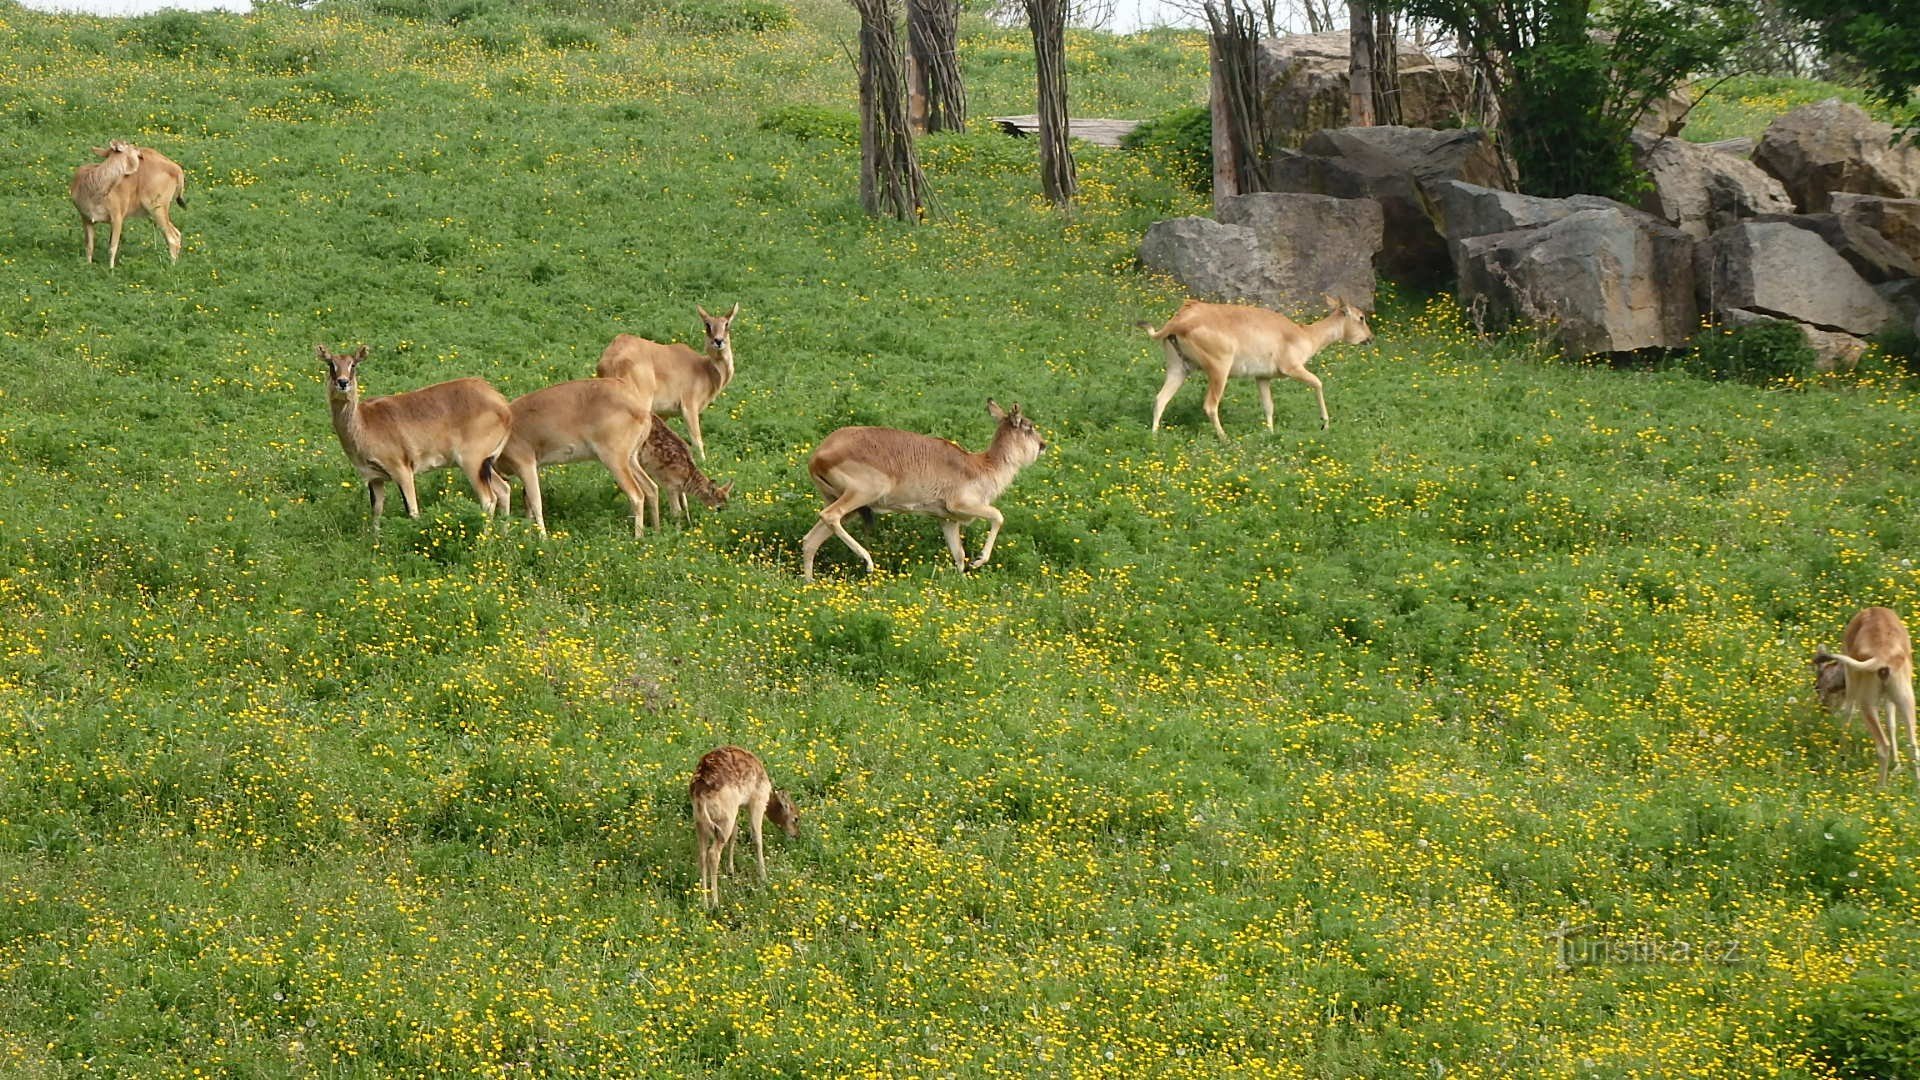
[91,139,142,179]
[987,399,1046,466]
[317,344,370,398]
[698,480,734,512]
[695,302,740,366]
[1323,293,1374,346]
[766,789,800,837]
[1812,652,1847,711]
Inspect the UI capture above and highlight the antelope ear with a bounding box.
[315,344,331,362]
[696,305,711,321]
[352,345,369,362]
[987,399,1007,421]
[717,482,734,498]
[1323,293,1342,310]
[726,302,740,321]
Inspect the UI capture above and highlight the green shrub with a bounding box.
[119,11,241,59]
[1123,104,1210,195]
[758,104,857,144]
[664,0,793,33]
[1681,319,1818,385]
[1800,968,1920,1079]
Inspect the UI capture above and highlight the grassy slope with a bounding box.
[0,2,1916,1076]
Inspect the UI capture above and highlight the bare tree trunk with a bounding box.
[1302,0,1331,33]
[1024,0,1077,207]
[1348,0,1375,126]
[907,0,967,133]
[853,0,929,221]
[1209,32,1239,208]
[1371,5,1400,125]
[1205,0,1267,204]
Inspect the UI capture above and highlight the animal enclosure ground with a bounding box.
[0,1,1917,1076]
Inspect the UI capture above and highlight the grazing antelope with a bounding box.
[318,345,513,533]
[1815,606,1918,787]
[70,140,187,268]
[595,303,738,461]
[495,379,660,538]
[689,745,799,910]
[1138,294,1372,438]
[640,420,733,527]
[801,400,1046,582]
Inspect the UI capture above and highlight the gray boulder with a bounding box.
[1631,131,1793,239]
[1140,194,1384,312]
[1457,206,1699,356]
[1701,137,1757,159]
[1754,99,1920,212]
[1256,33,1469,146]
[1217,192,1383,310]
[1747,212,1919,284]
[1269,126,1505,282]
[1701,221,1894,334]
[1831,193,1920,263]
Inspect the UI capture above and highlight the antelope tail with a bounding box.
[175,175,188,208]
[1819,651,1891,679]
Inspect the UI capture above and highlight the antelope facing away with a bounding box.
[1139,294,1372,438]
[495,379,659,538]
[596,303,738,461]
[801,400,1046,582]
[689,745,799,910]
[70,140,187,268]
[318,345,513,533]
[640,420,732,527]
[1815,606,1918,787]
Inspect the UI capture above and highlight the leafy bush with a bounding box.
[120,11,241,59]
[1800,968,1920,1079]
[758,104,857,144]
[1122,104,1210,195]
[664,0,793,33]
[1681,319,1818,384]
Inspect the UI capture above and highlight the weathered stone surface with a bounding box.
[1217,192,1383,310]
[1748,212,1919,283]
[1702,221,1894,334]
[1255,34,1470,146]
[1831,193,1920,263]
[1631,131,1794,239]
[1140,195,1384,312]
[1721,308,1868,371]
[1637,87,1693,136]
[1875,277,1920,333]
[1701,137,1756,159]
[1456,206,1699,356]
[1269,126,1505,282]
[1754,99,1920,212]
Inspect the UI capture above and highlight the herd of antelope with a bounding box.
[70,139,1915,912]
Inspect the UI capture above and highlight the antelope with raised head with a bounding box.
[1815,606,1918,787]
[640,420,732,527]
[689,745,799,910]
[70,140,188,268]
[495,379,660,538]
[800,400,1046,582]
[1138,294,1372,438]
[318,345,513,533]
[595,303,738,461]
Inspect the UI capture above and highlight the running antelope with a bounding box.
[318,345,513,533]
[70,140,187,268]
[1139,295,1372,438]
[689,745,799,910]
[1815,606,1918,786]
[801,400,1046,582]
[640,421,732,527]
[595,303,738,461]
[495,379,660,538]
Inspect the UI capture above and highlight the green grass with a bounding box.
[1,1,1918,1075]
[1684,73,1901,143]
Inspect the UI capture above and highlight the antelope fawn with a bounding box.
[318,345,513,533]
[801,400,1046,582]
[689,746,798,910]
[1139,294,1372,437]
[596,304,738,460]
[1816,606,1918,787]
[640,420,732,527]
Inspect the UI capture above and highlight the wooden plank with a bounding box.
[986,115,1142,149]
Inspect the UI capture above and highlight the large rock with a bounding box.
[1721,308,1868,372]
[1748,212,1919,283]
[1456,206,1699,356]
[1631,131,1793,239]
[1831,193,1920,263]
[1256,33,1469,146]
[1754,99,1920,213]
[1269,126,1505,282]
[1140,194,1384,312]
[1701,221,1894,335]
[1217,192,1383,309]
[1701,137,1757,159]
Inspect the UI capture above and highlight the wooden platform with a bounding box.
[987,115,1141,148]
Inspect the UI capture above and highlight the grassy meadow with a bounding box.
[1,0,1919,1075]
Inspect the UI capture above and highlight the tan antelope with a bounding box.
[801,400,1046,582]
[689,745,799,910]
[640,420,733,527]
[595,303,738,461]
[318,345,513,533]
[495,379,660,538]
[1815,606,1919,786]
[70,140,187,268]
[1138,294,1372,438]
